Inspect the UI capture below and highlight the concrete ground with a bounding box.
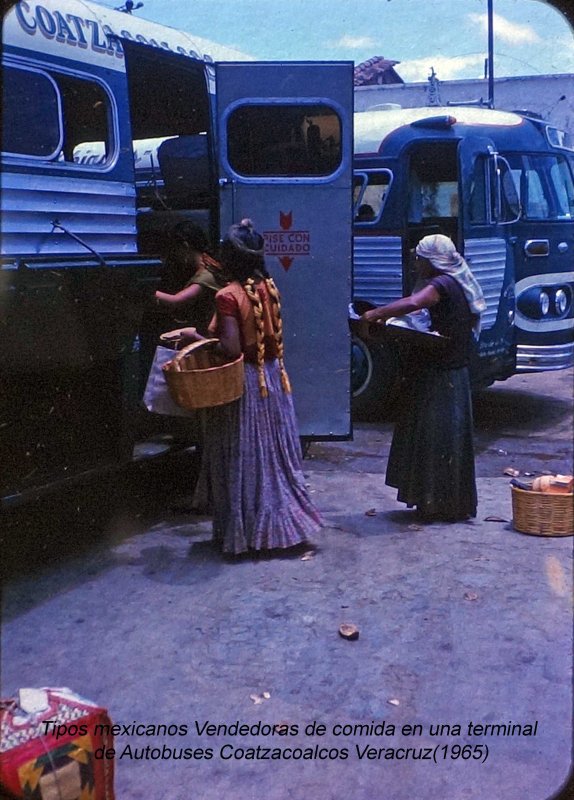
[1,372,573,800]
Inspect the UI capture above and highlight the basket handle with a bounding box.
[159,327,195,344]
[174,338,220,362]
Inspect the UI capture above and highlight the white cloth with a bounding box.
[143,346,196,417]
[416,234,486,336]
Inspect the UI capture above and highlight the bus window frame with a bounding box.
[506,151,574,221]
[489,153,521,225]
[220,96,348,184]
[2,61,63,161]
[2,57,119,173]
[353,168,393,226]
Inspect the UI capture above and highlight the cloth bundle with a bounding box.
[0,687,115,800]
[143,345,198,417]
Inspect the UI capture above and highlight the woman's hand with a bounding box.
[175,327,204,346]
[359,309,382,340]
[358,285,441,340]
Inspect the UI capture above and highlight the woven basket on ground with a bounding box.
[511,486,573,536]
[162,338,244,410]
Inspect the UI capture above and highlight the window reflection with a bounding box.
[227,104,341,177]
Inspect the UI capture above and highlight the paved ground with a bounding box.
[1,370,573,800]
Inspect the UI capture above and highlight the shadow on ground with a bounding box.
[1,448,200,583]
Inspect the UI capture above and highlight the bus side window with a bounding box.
[550,159,574,217]
[2,66,61,159]
[2,65,112,168]
[525,170,549,218]
[353,170,392,223]
[226,104,342,177]
[57,75,111,164]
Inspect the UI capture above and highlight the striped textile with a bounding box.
[416,234,486,336]
[196,360,323,554]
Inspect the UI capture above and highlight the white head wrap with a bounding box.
[415,234,486,336]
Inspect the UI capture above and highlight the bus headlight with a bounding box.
[517,286,570,319]
[555,288,569,316]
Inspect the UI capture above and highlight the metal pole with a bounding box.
[487,0,494,107]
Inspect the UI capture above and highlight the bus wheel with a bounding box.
[351,336,398,420]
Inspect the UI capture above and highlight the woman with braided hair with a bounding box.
[177,219,322,556]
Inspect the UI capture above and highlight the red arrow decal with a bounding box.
[279,256,294,271]
[279,211,293,230]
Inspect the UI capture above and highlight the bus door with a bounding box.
[215,62,353,438]
[400,137,465,298]
[458,135,519,383]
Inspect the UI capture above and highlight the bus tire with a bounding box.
[351,335,399,420]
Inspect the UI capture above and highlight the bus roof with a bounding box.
[354,106,524,154]
[3,0,253,71]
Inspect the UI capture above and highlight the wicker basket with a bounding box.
[162,338,244,410]
[511,486,574,536]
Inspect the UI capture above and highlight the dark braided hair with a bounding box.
[223,219,291,397]
[220,218,268,283]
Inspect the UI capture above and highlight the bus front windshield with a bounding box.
[506,153,574,220]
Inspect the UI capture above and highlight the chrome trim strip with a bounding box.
[515,272,574,294]
[515,314,574,333]
[516,342,574,371]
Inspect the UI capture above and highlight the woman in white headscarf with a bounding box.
[359,234,486,522]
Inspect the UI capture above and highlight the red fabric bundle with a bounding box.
[0,688,115,799]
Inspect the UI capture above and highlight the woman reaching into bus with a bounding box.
[154,221,230,335]
[177,219,323,557]
[140,222,229,399]
[360,233,486,522]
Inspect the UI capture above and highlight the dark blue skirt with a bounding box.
[386,365,477,521]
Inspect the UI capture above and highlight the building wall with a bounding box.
[355,74,574,132]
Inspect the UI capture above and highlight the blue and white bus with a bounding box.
[350,105,574,416]
[1,0,353,503]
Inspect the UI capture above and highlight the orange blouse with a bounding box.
[209,280,279,363]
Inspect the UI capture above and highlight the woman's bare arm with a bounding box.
[361,284,441,324]
[176,314,241,360]
[217,315,242,359]
[155,283,203,309]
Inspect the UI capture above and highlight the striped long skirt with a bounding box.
[195,360,323,554]
[386,365,477,521]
